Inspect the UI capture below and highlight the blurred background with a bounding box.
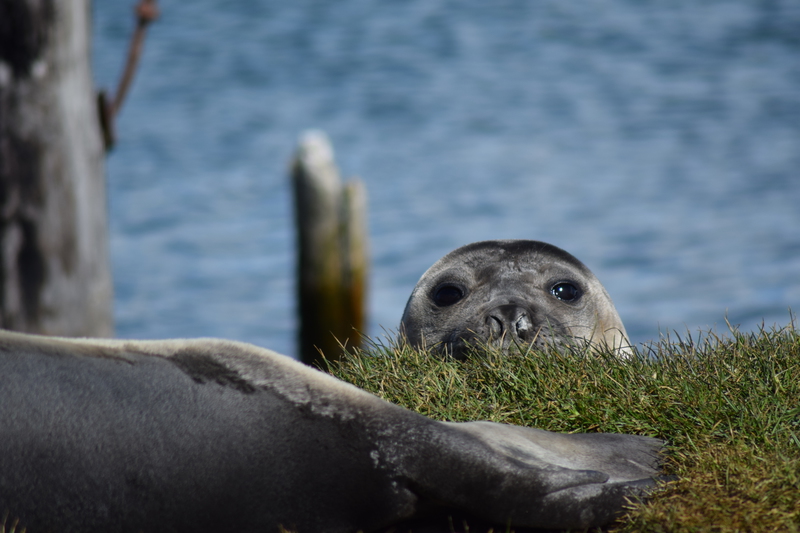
[93,0,800,358]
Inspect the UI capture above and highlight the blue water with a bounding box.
[93,1,800,357]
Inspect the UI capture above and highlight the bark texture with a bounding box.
[0,0,113,336]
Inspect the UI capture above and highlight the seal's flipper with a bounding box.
[399,420,666,530]
[451,421,663,482]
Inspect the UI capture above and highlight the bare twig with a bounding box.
[99,0,159,150]
[112,0,159,114]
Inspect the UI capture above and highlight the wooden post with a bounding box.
[0,0,114,336]
[291,131,369,366]
[341,179,369,351]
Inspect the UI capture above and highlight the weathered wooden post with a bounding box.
[341,180,369,352]
[291,131,369,366]
[0,0,114,336]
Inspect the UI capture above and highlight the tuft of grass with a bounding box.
[0,513,25,533]
[329,323,800,532]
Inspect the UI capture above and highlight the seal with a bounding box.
[0,329,661,533]
[400,240,631,359]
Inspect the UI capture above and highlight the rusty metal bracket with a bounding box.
[98,0,159,151]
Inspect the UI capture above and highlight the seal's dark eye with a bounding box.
[432,284,465,307]
[550,282,582,303]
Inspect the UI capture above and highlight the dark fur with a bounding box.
[0,331,659,532]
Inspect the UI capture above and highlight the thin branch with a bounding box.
[99,0,159,150]
[112,0,159,114]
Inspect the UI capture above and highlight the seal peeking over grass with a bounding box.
[0,329,664,533]
[400,240,631,359]
[332,322,800,532]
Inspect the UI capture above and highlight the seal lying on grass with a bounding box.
[401,240,631,359]
[0,330,661,533]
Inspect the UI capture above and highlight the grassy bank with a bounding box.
[329,323,800,532]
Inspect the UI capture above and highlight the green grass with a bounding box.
[328,322,800,532]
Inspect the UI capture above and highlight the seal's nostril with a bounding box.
[487,315,504,338]
[516,313,532,337]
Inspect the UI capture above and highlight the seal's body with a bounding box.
[0,330,657,533]
[401,240,630,359]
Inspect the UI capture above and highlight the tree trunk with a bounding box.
[0,0,113,336]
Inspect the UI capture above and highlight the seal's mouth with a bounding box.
[438,324,569,361]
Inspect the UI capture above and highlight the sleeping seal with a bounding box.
[0,329,662,532]
[400,240,631,359]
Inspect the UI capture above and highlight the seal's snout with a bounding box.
[485,304,535,346]
[515,312,533,338]
[487,315,504,337]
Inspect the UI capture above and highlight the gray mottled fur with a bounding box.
[0,329,660,532]
[401,240,632,358]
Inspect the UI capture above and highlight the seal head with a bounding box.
[400,240,630,359]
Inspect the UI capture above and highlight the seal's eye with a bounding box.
[550,282,582,303]
[432,284,465,307]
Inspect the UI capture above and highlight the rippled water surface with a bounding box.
[94,1,800,357]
